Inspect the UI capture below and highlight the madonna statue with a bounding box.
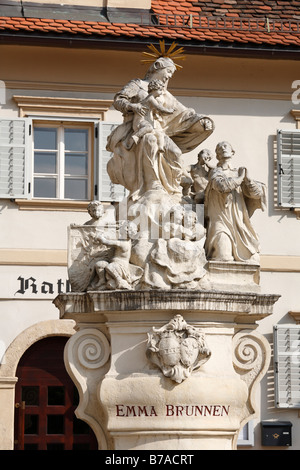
[106,55,215,203]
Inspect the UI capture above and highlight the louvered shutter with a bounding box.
[274,325,300,408]
[0,118,31,199]
[277,129,300,208]
[95,122,127,202]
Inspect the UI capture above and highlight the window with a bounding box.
[33,123,91,200]
[0,118,30,199]
[0,118,126,206]
[237,421,254,447]
[277,129,300,208]
[274,325,300,408]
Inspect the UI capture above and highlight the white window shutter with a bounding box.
[277,129,300,208]
[0,118,32,199]
[95,122,127,202]
[274,325,300,408]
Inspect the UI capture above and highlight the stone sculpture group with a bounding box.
[68,52,266,293]
[59,47,278,446]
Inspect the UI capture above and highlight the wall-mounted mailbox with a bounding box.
[261,421,292,446]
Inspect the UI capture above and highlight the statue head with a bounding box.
[183,209,198,229]
[87,201,104,220]
[215,141,235,161]
[145,57,176,84]
[198,148,213,164]
[119,220,138,240]
[148,79,165,96]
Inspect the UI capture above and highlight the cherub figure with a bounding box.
[84,201,105,226]
[94,221,143,290]
[129,79,174,153]
[163,205,205,241]
[190,149,215,203]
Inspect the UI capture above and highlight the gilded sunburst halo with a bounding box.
[141,40,186,69]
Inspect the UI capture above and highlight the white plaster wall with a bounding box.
[0,265,69,362]
[0,200,88,249]
[0,300,60,363]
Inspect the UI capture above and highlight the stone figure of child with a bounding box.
[129,79,174,153]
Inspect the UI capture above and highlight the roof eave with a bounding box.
[0,31,299,60]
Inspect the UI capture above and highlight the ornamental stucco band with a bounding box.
[56,43,278,450]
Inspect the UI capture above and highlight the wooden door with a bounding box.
[14,337,98,450]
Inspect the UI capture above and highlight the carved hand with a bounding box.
[162,108,174,115]
[244,168,251,183]
[237,167,246,184]
[130,103,147,116]
[200,118,213,130]
[96,232,105,243]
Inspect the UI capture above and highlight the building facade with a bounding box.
[0,0,300,450]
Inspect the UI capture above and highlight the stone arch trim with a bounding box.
[0,319,76,378]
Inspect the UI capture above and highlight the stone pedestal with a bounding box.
[54,289,279,451]
[205,261,261,293]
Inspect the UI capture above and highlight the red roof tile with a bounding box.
[0,0,299,48]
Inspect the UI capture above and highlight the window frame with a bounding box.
[277,128,300,209]
[0,116,125,210]
[237,421,254,447]
[0,117,32,199]
[15,116,97,211]
[32,120,93,202]
[274,324,300,409]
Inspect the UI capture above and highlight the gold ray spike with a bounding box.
[169,47,185,57]
[141,40,186,70]
[147,43,161,55]
[159,40,165,55]
[166,42,177,55]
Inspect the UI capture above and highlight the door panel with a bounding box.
[15,337,97,450]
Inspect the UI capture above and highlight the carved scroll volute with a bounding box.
[232,329,271,418]
[64,328,111,449]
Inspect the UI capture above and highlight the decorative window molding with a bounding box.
[6,95,119,210]
[13,95,113,119]
[14,198,90,211]
[289,311,300,324]
[291,110,300,130]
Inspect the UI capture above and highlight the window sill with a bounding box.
[295,209,300,220]
[15,199,90,211]
[289,311,300,324]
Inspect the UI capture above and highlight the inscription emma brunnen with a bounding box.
[116,404,230,417]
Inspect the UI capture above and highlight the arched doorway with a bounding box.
[14,336,98,450]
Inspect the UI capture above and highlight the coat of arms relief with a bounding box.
[146,314,211,383]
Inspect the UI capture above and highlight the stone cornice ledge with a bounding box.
[289,310,300,323]
[13,95,113,118]
[54,290,280,324]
